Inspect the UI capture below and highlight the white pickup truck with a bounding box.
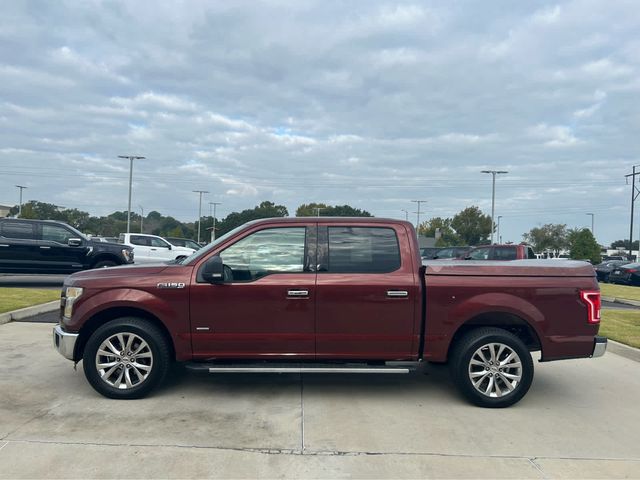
[118,233,195,264]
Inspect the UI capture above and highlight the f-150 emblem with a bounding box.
[157,282,186,289]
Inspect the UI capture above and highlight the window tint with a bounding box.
[42,224,74,244]
[1,222,36,240]
[493,247,517,260]
[150,237,170,248]
[221,227,306,281]
[469,247,491,260]
[130,235,151,246]
[327,227,400,273]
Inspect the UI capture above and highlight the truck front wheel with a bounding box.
[450,327,534,408]
[82,317,171,399]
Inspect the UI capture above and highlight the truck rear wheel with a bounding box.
[450,327,533,408]
[82,317,171,399]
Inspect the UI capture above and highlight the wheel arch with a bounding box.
[89,253,122,268]
[447,311,542,362]
[74,307,176,362]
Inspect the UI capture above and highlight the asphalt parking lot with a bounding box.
[1,322,639,479]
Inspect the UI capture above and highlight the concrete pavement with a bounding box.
[1,322,639,479]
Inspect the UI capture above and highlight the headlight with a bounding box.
[63,287,84,318]
[122,249,133,262]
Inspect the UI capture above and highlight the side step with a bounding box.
[184,362,418,374]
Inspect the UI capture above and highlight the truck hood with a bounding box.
[424,259,596,277]
[65,263,171,285]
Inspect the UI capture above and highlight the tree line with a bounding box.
[8,200,604,262]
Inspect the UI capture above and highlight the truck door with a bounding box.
[190,224,317,359]
[39,223,88,271]
[315,224,419,360]
[0,221,41,271]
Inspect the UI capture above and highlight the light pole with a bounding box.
[586,213,595,236]
[209,202,221,242]
[401,209,409,221]
[316,207,325,217]
[411,200,427,231]
[193,190,209,243]
[139,205,144,233]
[118,155,145,233]
[15,185,27,217]
[497,215,503,244]
[481,170,508,244]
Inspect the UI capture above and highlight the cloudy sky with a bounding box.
[1,0,639,245]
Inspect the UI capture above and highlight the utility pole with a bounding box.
[625,166,640,260]
[411,200,427,230]
[15,185,27,217]
[193,190,209,243]
[118,155,145,233]
[481,170,508,244]
[139,205,144,233]
[586,213,594,236]
[401,209,409,221]
[497,215,503,244]
[316,207,325,217]
[209,202,221,242]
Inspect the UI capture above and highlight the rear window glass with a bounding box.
[130,235,151,246]
[327,227,400,273]
[494,247,517,260]
[0,222,36,240]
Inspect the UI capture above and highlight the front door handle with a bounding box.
[287,289,309,298]
[387,290,408,298]
[39,246,52,250]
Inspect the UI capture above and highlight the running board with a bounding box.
[184,362,417,374]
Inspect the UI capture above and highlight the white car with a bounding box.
[118,233,195,264]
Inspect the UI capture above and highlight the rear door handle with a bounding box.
[0,244,9,247]
[287,289,309,298]
[39,246,51,250]
[387,290,408,298]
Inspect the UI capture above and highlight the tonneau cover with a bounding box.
[423,259,596,277]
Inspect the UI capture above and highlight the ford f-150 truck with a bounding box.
[53,217,606,407]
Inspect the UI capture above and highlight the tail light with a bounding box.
[627,269,638,273]
[580,290,601,324]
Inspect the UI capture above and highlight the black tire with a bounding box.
[92,260,118,269]
[82,317,171,399]
[449,327,533,408]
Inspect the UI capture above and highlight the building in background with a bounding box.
[0,204,12,218]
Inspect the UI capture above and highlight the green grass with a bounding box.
[599,283,640,302]
[0,288,60,314]
[600,309,640,349]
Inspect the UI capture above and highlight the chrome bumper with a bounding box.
[53,324,78,361]
[592,336,607,358]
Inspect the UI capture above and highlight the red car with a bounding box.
[461,244,537,260]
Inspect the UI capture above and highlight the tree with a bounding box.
[569,228,601,264]
[216,201,289,236]
[295,203,372,217]
[522,224,569,255]
[451,206,492,245]
[417,217,460,246]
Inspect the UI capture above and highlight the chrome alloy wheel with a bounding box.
[95,332,153,389]
[468,342,522,398]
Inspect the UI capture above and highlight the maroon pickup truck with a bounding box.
[53,218,606,407]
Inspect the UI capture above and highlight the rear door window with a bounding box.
[327,227,400,273]
[493,247,517,260]
[130,235,151,246]
[0,221,36,240]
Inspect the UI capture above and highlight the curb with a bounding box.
[0,300,59,325]
[601,295,640,307]
[608,339,640,363]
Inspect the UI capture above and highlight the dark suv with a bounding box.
[0,218,134,273]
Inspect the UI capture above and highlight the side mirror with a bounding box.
[202,255,225,284]
[167,244,172,250]
[68,238,82,247]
